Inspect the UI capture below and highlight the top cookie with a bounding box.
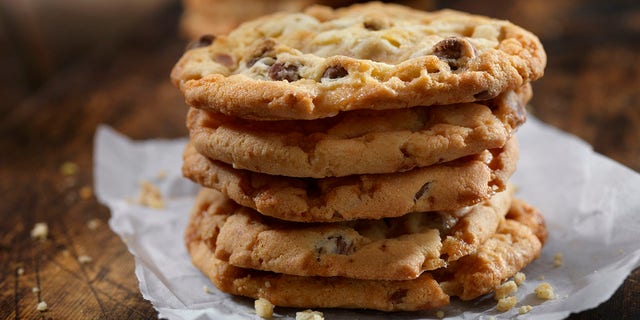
[171,2,546,120]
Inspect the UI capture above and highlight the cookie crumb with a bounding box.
[136,181,165,209]
[435,310,445,318]
[87,219,101,230]
[32,287,40,293]
[514,272,526,286]
[78,255,93,264]
[36,301,48,312]
[535,282,555,300]
[255,297,274,318]
[264,281,271,288]
[31,222,49,240]
[553,252,564,267]
[156,170,167,180]
[494,280,517,300]
[79,186,93,199]
[496,296,517,312]
[17,267,24,276]
[296,309,324,320]
[60,162,78,176]
[519,305,533,314]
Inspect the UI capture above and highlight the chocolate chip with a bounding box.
[328,235,353,255]
[413,182,431,201]
[322,65,348,79]
[363,20,382,31]
[390,289,408,304]
[316,235,355,258]
[214,53,233,67]
[268,62,300,82]
[433,37,464,60]
[186,34,215,50]
[432,37,476,70]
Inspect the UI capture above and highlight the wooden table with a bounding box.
[1,2,639,319]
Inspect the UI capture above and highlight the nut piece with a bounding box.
[496,296,517,312]
[31,222,49,240]
[254,298,274,319]
[535,282,555,300]
[435,310,445,318]
[494,280,517,300]
[296,310,324,320]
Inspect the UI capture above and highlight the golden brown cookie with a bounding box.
[188,85,529,178]
[171,2,546,120]
[185,197,546,311]
[182,137,518,222]
[188,186,512,280]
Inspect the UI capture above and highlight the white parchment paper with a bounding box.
[94,117,640,320]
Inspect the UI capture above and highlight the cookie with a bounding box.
[188,185,512,280]
[182,137,518,222]
[437,199,547,300]
[185,197,546,311]
[188,85,529,178]
[171,2,546,120]
[180,0,318,37]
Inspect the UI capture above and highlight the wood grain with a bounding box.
[1,1,639,319]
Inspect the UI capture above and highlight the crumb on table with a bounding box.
[553,252,564,267]
[494,280,517,300]
[36,301,48,312]
[519,305,533,314]
[296,309,324,320]
[136,181,165,209]
[31,222,49,240]
[255,297,274,318]
[514,272,526,286]
[535,282,555,300]
[496,296,517,312]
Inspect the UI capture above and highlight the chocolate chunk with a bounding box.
[268,62,300,82]
[322,65,348,79]
[432,37,476,70]
[186,34,215,50]
[413,182,431,201]
[390,289,409,304]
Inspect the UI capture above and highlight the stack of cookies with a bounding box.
[171,2,548,312]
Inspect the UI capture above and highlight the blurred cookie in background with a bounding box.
[180,0,435,38]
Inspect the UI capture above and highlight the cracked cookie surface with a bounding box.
[185,196,546,311]
[182,137,518,222]
[171,2,546,120]
[188,85,529,178]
